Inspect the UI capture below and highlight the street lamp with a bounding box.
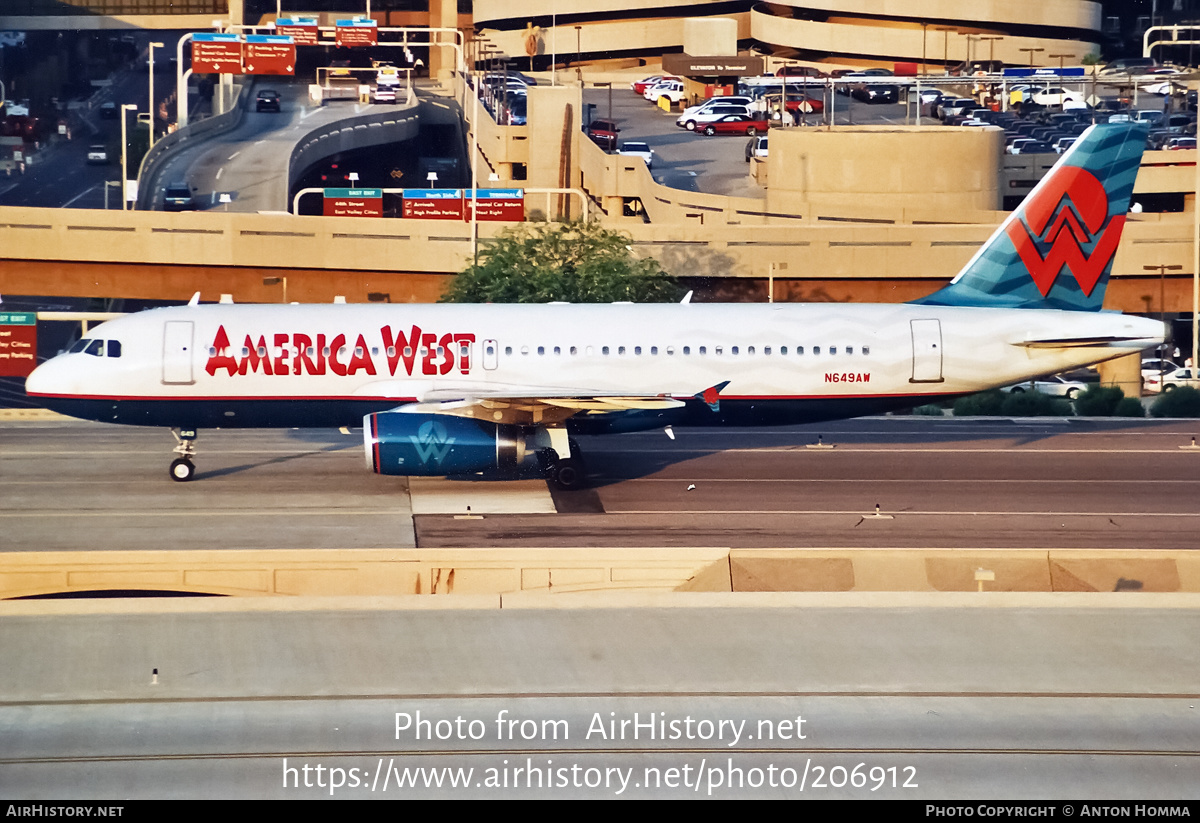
[119,103,137,211]
[148,41,165,147]
[1019,47,1044,69]
[934,27,956,74]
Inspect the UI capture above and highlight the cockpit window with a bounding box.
[84,339,104,356]
[69,339,89,353]
[107,340,122,358]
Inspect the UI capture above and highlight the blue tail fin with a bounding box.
[913,123,1149,311]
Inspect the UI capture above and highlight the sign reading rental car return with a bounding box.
[191,33,243,74]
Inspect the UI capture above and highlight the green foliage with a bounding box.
[953,390,1073,417]
[1074,385,1124,417]
[1150,386,1200,418]
[999,390,1073,417]
[1114,397,1145,418]
[1081,52,1101,66]
[441,221,683,304]
[952,390,1006,416]
[912,404,945,416]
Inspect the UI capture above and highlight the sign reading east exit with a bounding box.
[244,34,296,75]
[0,312,37,377]
[323,188,384,217]
[335,19,378,48]
[192,33,243,74]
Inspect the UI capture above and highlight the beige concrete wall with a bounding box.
[773,0,1101,31]
[750,8,1099,68]
[766,126,1003,215]
[5,548,1199,600]
[683,17,740,56]
[526,84,583,215]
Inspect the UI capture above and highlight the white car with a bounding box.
[675,104,751,131]
[1141,359,1182,393]
[644,79,683,103]
[1001,374,1089,399]
[1144,367,1200,393]
[678,96,754,118]
[86,144,108,164]
[617,141,654,168]
[1029,87,1083,107]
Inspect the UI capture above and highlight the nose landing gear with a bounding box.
[169,428,198,482]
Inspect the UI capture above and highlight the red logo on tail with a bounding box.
[1004,166,1125,297]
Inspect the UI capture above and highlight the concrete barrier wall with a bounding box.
[288,99,424,194]
[4,548,1200,600]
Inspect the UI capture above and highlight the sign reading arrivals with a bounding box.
[402,189,464,220]
[275,17,320,46]
[335,18,378,48]
[323,188,383,217]
[0,312,37,378]
[191,33,243,74]
[243,35,296,75]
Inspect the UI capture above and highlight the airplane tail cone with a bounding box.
[914,123,1150,312]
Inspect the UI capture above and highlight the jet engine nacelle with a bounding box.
[364,412,528,476]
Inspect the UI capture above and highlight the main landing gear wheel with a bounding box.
[547,457,587,491]
[169,458,195,482]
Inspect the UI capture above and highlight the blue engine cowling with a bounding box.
[364,412,528,476]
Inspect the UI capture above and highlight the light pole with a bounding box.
[1194,139,1199,369]
[1048,53,1073,108]
[1020,47,1044,69]
[934,27,956,74]
[1145,264,1183,372]
[148,41,164,146]
[119,103,137,211]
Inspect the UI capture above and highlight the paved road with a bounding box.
[1,599,1197,798]
[4,416,1200,551]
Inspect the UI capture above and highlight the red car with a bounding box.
[783,95,824,114]
[700,114,771,136]
[631,74,676,95]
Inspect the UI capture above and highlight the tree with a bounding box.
[441,220,683,304]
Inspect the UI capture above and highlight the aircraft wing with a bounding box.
[355,379,712,426]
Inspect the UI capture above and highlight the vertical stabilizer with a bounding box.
[914,123,1149,311]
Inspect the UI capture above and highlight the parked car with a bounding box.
[678,97,754,118]
[1141,358,1182,393]
[644,79,683,103]
[631,75,665,95]
[745,134,768,162]
[1145,367,1200,393]
[699,113,770,136]
[776,65,827,79]
[586,118,620,149]
[676,104,751,131]
[162,181,195,212]
[255,89,281,112]
[86,144,108,165]
[851,83,899,104]
[617,141,654,168]
[1001,374,1089,399]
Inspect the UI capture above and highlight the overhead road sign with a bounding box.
[465,189,525,222]
[662,54,764,77]
[192,33,242,74]
[244,35,296,75]
[0,311,36,377]
[276,17,320,46]
[323,188,383,217]
[1003,67,1087,78]
[402,188,463,220]
[336,18,378,48]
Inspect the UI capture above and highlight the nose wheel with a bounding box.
[169,428,198,482]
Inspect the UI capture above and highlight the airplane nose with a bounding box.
[24,355,66,399]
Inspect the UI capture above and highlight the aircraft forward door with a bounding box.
[482,339,498,370]
[910,319,944,383]
[162,321,195,385]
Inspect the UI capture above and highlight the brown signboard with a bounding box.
[402,189,463,220]
[661,54,764,77]
[323,188,383,217]
[276,24,319,46]
[0,312,36,377]
[244,36,296,75]
[191,34,243,74]
[465,189,525,222]
[336,20,378,48]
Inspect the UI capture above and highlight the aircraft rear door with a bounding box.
[910,319,944,383]
[162,321,195,385]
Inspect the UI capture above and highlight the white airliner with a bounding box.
[26,124,1162,489]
